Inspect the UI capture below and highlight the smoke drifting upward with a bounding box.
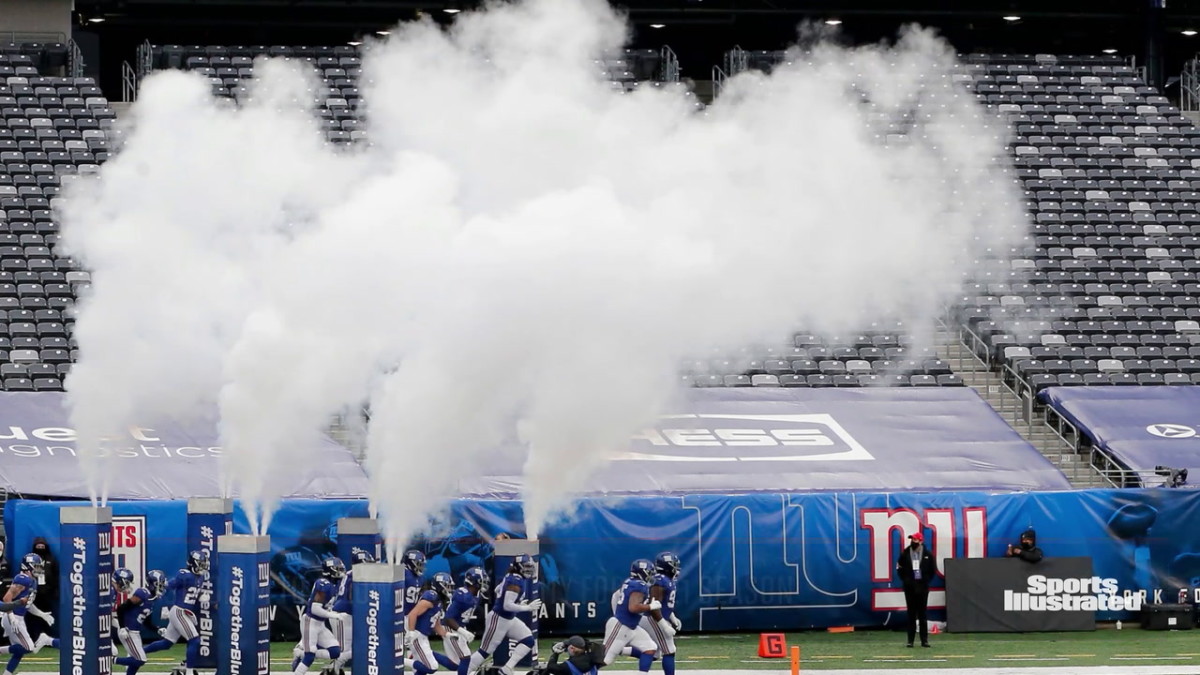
[59,0,1027,541]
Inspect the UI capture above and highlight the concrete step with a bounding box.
[937,324,1109,490]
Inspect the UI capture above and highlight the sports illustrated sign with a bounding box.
[945,557,1120,632]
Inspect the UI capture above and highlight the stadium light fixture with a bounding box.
[1102,48,1118,54]
[650,23,666,29]
[825,18,843,26]
[1003,15,1021,21]
[1184,29,1199,36]
[444,7,462,13]
[348,41,362,46]
[87,16,105,23]
[376,30,390,36]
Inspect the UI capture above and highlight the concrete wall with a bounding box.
[0,0,73,42]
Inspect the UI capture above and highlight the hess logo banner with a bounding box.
[623,414,874,462]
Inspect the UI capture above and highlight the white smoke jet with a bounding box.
[59,0,1027,540]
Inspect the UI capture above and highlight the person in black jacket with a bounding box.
[24,537,57,639]
[1006,529,1044,563]
[895,532,936,648]
[532,636,605,675]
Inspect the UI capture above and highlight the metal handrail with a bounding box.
[660,45,680,83]
[136,40,154,79]
[723,46,748,78]
[121,61,137,102]
[711,65,726,99]
[1182,56,1200,112]
[68,39,84,78]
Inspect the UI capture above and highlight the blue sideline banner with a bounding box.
[12,488,1200,635]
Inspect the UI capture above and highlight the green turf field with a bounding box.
[14,625,1200,671]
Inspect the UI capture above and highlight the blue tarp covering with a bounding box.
[461,387,1071,495]
[1040,386,1200,479]
[0,392,369,500]
[9,488,1200,634]
[0,388,1067,499]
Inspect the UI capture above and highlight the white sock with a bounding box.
[466,652,486,675]
[622,647,634,657]
[294,664,310,675]
[505,644,531,671]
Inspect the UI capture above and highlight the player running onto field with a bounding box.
[463,554,541,675]
[114,568,167,675]
[0,553,58,675]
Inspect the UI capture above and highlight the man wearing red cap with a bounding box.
[895,532,936,648]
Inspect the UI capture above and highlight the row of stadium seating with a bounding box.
[0,44,111,391]
[4,44,1199,392]
[953,53,1200,391]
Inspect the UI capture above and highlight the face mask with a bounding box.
[1021,541,1032,550]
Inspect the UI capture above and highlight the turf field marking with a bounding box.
[1055,653,1097,657]
[863,658,947,663]
[988,657,1069,662]
[1112,656,1193,660]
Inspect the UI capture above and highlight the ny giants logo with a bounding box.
[860,507,989,611]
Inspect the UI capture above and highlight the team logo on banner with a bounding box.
[1146,424,1197,439]
[626,414,874,462]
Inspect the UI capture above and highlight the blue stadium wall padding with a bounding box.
[9,488,1200,634]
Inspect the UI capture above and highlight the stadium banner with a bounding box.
[460,387,1073,494]
[11,488,1200,636]
[1041,386,1200,481]
[0,392,368,500]
[944,557,1100,632]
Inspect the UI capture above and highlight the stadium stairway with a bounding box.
[937,326,1109,488]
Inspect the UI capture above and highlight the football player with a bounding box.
[114,568,167,675]
[317,549,374,675]
[602,560,659,672]
[403,549,427,615]
[405,572,454,674]
[291,557,345,675]
[0,553,58,674]
[463,554,541,675]
[143,549,209,675]
[441,566,485,673]
[631,553,681,675]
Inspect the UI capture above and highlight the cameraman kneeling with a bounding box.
[533,636,605,675]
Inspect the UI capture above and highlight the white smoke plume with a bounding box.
[58,0,1027,541]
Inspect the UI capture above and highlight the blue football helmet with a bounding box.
[21,553,43,577]
[187,549,210,574]
[510,554,537,579]
[350,548,375,565]
[462,566,487,591]
[113,568,135,594]
[431,571,455,603]
[146,570,168,599]
[402,549,426,577]
[655,552,681,579]
[322,556,347,580]
[630,558,654,583]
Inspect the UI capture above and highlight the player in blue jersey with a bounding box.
[291,557,345,675]
[440,566,485,672]
[629,553,681,675]
[114,568,167,675]
[405,572,454,675]
[602,560,659,672]
[464,554,541,675]
[403,549,427,614]
[143,549,209,675]
[312,548,374,675]
[0,553,59,675]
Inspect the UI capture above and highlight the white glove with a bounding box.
[525,599,542,613]
[551,641,566,654]
[456,627,474,643]
[406,629,422,646]
[335,612,351,625]
[669,614,681,631]
[117,627,129,642]
[158,627,169,638]
[657,618,676,637]
[43,614,54,627]
[648,599,662,612]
